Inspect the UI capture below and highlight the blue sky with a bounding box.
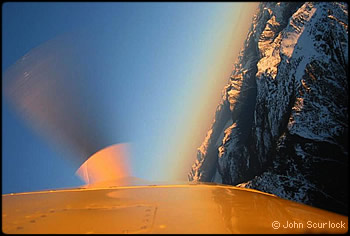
[2,2,258,193]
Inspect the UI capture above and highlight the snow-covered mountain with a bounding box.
[188,2,348,215]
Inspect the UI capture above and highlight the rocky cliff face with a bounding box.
[188,2,348,215]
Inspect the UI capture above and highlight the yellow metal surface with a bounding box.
[2,184,348,234]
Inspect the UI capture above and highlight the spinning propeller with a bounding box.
[3,33,132,187]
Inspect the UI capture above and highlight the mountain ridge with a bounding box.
[188,2,348,215]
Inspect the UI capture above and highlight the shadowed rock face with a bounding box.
[189,2,348,215]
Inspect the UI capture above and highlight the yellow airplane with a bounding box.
[2,35,348,234]
[2,144,348,234]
